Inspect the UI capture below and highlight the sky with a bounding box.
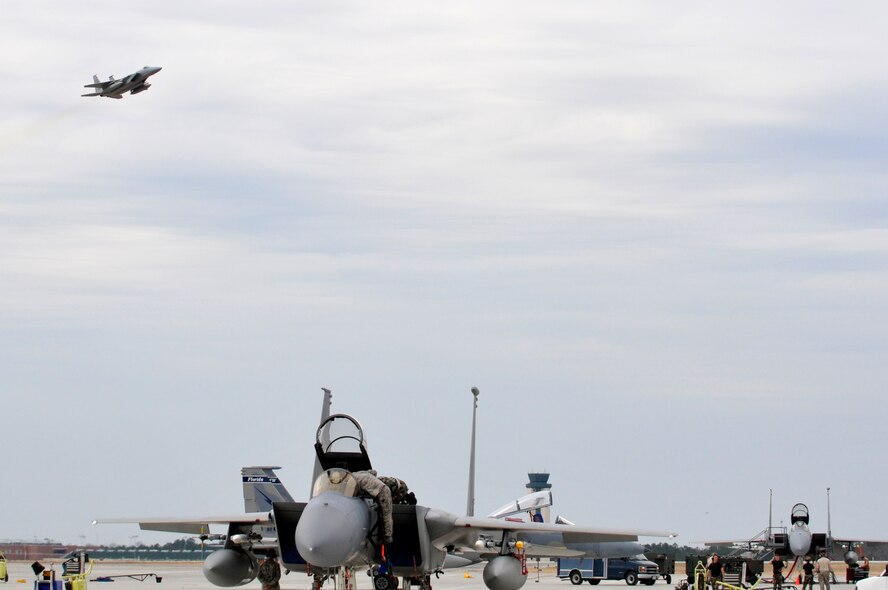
[1,1,887,548]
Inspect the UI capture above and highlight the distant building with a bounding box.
[526,472,552,523]
[0,542,75,561]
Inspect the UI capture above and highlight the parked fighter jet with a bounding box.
[81,66,162,99]
[709,489,885,566]
[96,390,675,590]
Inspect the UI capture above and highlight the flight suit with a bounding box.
[352,470,394,543]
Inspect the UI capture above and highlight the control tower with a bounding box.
[526,472,552,523]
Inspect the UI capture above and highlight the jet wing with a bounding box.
[93,512,271,535]
[833,536,888,544]
[454,515,674,540]
[426,509,675,559]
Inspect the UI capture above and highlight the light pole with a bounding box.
[466,387,479,517]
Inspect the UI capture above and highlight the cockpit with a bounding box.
[312,468,359,498]
[791,502,810,525]
[315,413,373,473]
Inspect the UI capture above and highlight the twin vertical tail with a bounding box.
[242,388,334,511]
[242,466,295,512]
[310,388,333,497]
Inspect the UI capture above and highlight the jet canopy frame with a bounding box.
[791,503,810,525]
[314,413,372,473]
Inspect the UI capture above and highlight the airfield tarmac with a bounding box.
[2,561,880,590]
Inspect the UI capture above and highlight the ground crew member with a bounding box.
[353,469,394,544]
[815,551,832,590]
[707,554,724,590]
[258,549,281,590]
[772,553,786,590]
[802,555,815,590]
[379,476,406,504]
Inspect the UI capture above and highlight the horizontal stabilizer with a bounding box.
[93,513,271,535]
[83,82,106,88]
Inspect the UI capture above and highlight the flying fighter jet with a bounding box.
[96,391,676,590]
[81,66,162,99]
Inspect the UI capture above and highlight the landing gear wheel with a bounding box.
[374,575,397,590]
[588,580,601,585]
[570,571,584,585]
[666,576,672,585]
[625,571,639,586]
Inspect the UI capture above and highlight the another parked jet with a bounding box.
[709,489,886,566]
[81,66,162,99]
[96,391,675,590]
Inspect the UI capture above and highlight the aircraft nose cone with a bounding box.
[788,524,812,556]
[295,493,368,568]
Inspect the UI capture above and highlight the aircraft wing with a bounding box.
[454,515,675,540]
[426,510,675,559]
[832,537,888,545]
[93,512,271,535]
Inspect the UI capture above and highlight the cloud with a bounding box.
[2,0,888,544]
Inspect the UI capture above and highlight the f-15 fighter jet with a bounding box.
[81,66,162,99]
[96,389,676,590]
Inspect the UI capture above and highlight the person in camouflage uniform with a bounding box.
[258,548,281,590]
[353,470,394,544]
[379,476,411,505]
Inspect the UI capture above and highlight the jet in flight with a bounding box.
[96,390,675,590]
[81,66,162,99]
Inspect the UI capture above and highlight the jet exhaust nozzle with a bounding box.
[202,548,258,587]
[482,555,527,590]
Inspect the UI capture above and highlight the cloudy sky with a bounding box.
[2,1,887,548]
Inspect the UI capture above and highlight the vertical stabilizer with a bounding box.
[310,387,333,497]
[466,387,479,516]
[242,466,294,512]
[93,75,100,85]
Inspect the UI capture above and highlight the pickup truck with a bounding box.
[558,556,660,586]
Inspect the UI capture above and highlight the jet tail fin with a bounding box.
[242,466,294,512]
[83,76,105,89]
[310,388,333,497]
